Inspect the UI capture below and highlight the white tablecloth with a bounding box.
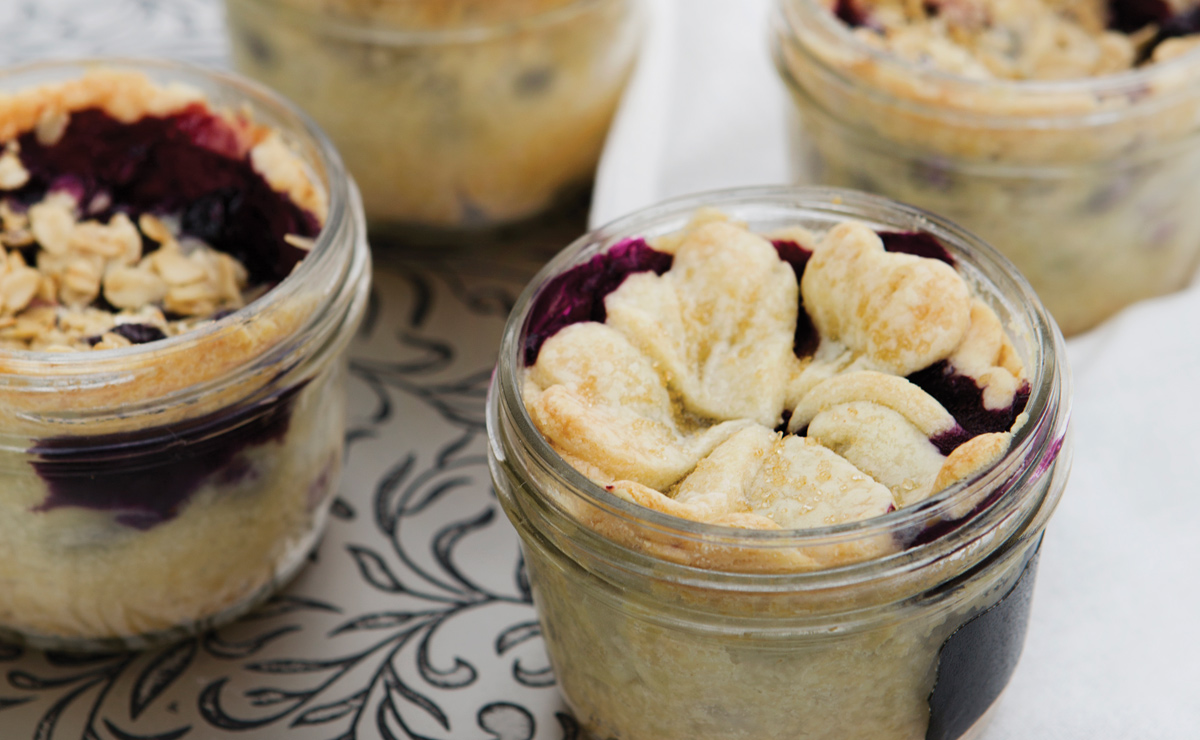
[593,1,1200,737]
[0,1,1196,737]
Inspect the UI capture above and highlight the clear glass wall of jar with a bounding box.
[772,0,1200,336]
[225,0,644,243]
[0,59,371,652]
[487,188,1072,740]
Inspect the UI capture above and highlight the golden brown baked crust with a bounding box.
[0,70,327,433]
[523,213,1027,570]
[0,70,325,218]
[825,0,1200,81]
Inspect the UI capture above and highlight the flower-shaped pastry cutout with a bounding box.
[788,371,959,436]
[790,370,1016,505]
[801,222,971,376]
[672,425,779,516]
[604,220,804,428]
[807,401,947,507]
[525,322,750,490]
[522,214,1031,567]
[947,299,1026,412]
[744,434,896,528]
[608,424,894,531]
[605,426,898,568]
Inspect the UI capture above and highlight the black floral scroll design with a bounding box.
[0,649,180,740]
[372,252,536,327]
[0,261,560,739]
[347,267,514,433]
[183,264,558,738]
[420,265,524,323]
[495,621,554,689]
[351,351,492,433]
[0,597,337,740]
[197,432,559,739]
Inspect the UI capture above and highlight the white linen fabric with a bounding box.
[592,1,1200,736]
[0,0,1195,736]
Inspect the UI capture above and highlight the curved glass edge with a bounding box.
[490,186,1071,575]
[0,497,334,653]
[229,0,633,46]
[771,0,1200,127]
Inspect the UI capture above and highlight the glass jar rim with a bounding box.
[230,0,618,45]
[774,0,1200,122]
[0,57,354,375]
[493,186,1071,556]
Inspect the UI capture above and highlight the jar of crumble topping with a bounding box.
[224,0,643,242]
[772,0,1200,336]
[0,59,370,651]
[487,188,1071,740]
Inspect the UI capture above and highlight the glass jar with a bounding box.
[0,59,371,651]
[487,187,1072,740]
[225,0,643,242]
[771,0,1200,336]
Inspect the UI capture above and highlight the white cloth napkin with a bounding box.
[592,1,1200,736]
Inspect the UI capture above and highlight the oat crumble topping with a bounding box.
[0,184,276,351]
[0,71,323,353]
[832,0,1200,80]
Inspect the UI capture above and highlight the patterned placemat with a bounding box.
[0,254,575,740]
[0,4,578,735]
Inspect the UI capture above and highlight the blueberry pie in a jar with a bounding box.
[488,189,1071,740]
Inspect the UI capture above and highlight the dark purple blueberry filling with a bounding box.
[880,231,956,267]
[30,382,306,530]
[908,360,1031,454]
[771,239,820,358]
[523,237,672,365]
[928,425,975,457]
[902,474,1014,549]
[110,323,167,345]
[775,408,794,434]
[11,106,318,286]
[924,543,1041,740]
[835,0,871,27]
[524,229,959,366]
[1108,0,1172,33]
[1138,6,1200,62]
[1156,6,1200,40]
[525,227,1024,460]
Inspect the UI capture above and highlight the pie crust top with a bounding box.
[523,212,1030,539]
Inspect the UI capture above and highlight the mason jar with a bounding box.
[771,0,1200,336]
[487,187,1072,740]
[0,59,371,651]
[225,0,644,242]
